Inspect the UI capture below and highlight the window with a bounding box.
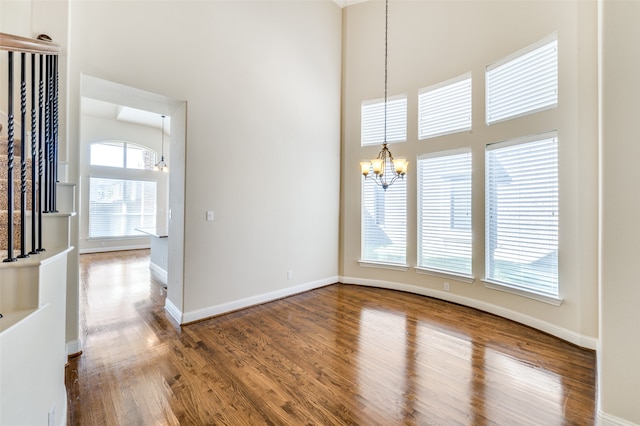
[361,95,407,146]
[485,133,558,298]
[90,141,156,170]
[419,74,472,140]
[361,169,407,265]
[89,177,157,238]
[88,141,160,239]
[486,34,558,124]
[417,150,472,276]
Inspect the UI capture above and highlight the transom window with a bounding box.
[486,34,558,125]
[361,95,407,146]
[419,73,472,140]
[90,141,156,170]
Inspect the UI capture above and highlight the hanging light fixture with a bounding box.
[154,115,169,172]
[360,0,408,191]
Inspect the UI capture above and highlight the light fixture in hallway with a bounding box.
[360,0,408,191]
[154,115,169,172]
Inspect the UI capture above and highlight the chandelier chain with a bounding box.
[384,0,388,145]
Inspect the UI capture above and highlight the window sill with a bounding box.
[414,267,475,284]
[482,279,563,306]
[358,260,409,272]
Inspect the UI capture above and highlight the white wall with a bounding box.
[599,0,640,423]
[341,0,599,347]
[66,1,342,318]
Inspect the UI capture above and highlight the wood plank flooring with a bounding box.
[66,250,596,425]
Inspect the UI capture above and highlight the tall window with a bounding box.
[417,150,472,276]
[89,141,158,238]
[419,73,472,140]
[361,95,407,146]
[486,34,558,125]
[485,133,559,298]
[361,171,407,265]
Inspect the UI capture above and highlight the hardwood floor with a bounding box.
[66,250,596,425]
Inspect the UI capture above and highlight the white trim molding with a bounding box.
[340,276,597,350]
[598,411,640,426]
[176,276,338,325]
[150,262,167,284]
[66,339,83,357]
[164,298,183,325]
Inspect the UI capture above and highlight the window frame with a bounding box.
[361,94,408,147]
[486,33,558,125]
[360,164,408,267]
[416,148,474,280]
[483,131,561,305]
[418,73,472,140]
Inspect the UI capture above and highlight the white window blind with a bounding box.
[486,35,558,125]
[419,74,472,140]
[485,134,558,297]
[417,150,472,275]
[361,95,407,146]
[89,177,157,238]
[361,169,407,265]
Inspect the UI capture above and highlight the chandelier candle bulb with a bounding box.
[393,158,408,175]
[360,161,371,176]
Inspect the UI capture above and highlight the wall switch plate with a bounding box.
[206,210,214,221]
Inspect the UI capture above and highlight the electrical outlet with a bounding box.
[444,282,450,292]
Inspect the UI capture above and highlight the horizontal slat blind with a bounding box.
[89,177,157,238]
[361,167,407,264]
[486,36,558,124]
[418,151,472,275]
[419,74,472,140]
[361,95,407,146]
[485,134,558,297]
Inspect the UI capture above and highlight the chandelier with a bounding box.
[154,115,169,172]
[360,0,407,191]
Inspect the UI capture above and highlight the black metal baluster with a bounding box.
[30,53,38,255]
[17,52,28,258]
[37,54,45,253]
[4,52,17,262]
[43,55,51,213]
[47,55,55,213]
[52,55,58,212]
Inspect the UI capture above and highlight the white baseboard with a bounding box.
[598,411,640,426]
[340,276,598,350]
[79,244,150,254]
[150,262,167,284]
[66,339,82,356]
[164,298,182,325]
[180,276,338,324]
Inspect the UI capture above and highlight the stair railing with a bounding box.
[1,33,60,262]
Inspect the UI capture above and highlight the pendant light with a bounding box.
[154,115,168,172]
[360,0,408,190]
